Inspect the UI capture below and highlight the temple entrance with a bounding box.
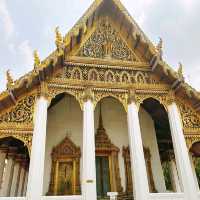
[95,99,123,198]
[56,160,74,195]
[96,156,111,198]
[47,135,81,196]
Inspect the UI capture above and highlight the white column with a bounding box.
[10,160,20,196]
[22,170,28,196]
[0,148,16,197]
[127,101,149,200]
[20,161,28,197]
[27,95,48,200]
[82,98,97,200]
[189,154,199,191]
[0,146,8,189]
[169,159,181,192]
[168,102,198,200]
[18,166,25,196]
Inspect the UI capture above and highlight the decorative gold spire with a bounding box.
[33,50,40,68]
[55,26,63,49]
[98,103,104,130]
[6,70,14,90]
[156,37,163,60]
[178,62,184,79]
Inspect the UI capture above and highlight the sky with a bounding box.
[0,0,200,92]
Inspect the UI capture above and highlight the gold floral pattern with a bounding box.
[56,65,159,85]
[178,101,200,129]
[78,18,138,61]
[0,95,35,124]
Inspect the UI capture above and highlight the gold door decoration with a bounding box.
[123,146,156,194]
[48,136,81,195]
[95,107,123,194]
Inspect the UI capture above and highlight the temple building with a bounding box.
[0,0,200,200]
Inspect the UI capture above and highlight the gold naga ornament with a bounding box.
[156,37,163,60]
[33,50,41,70]
[177,62,184,80]
[55,26,64,55]
[6,70,14,90]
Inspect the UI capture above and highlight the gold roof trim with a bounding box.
[0,0,199,113]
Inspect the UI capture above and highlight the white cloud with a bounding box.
[0,0,14,39]
[181,0,196,8]
[18,40,33,68]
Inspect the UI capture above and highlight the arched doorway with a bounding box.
[44,93,82,196]
[139,98,182,193]
[94,97,128,199]
[0,137,29,197]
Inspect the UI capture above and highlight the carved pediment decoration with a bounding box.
[51,136,81,160]
[178,101,200,129]
[78,17,139,62]
[48,136,81,195]
[0,95,35,124]
[56,65,161,85]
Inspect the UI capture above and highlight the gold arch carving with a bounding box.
[185,136,200,150]
[88,69,100,81]
[135,71,146,84]
[135,92,174,111]
[105,70,116,82]
[48,87,83,110]
[93,91,127,112]
[120,71,131,83]
[0,133,32,156]
[71,67,83,80]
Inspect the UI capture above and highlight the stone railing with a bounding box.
[149,193,184,200]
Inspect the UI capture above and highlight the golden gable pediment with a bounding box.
[74,17,141,62]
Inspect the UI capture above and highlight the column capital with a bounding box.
[37,82,51,102]
[82,87,94,103]
[164,90,176,107]
[127,89,136,105]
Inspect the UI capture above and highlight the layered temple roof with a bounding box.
[0,0,200,113]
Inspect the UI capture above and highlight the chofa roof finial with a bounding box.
[33,50,40,69]
[6,69,14,90]
[156,37,163,60]
[55,26,63,49]
[178,62,184,80]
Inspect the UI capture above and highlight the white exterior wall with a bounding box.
[43,95,165,194]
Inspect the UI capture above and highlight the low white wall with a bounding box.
[149,193,184,200]
[42,196,82,200]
